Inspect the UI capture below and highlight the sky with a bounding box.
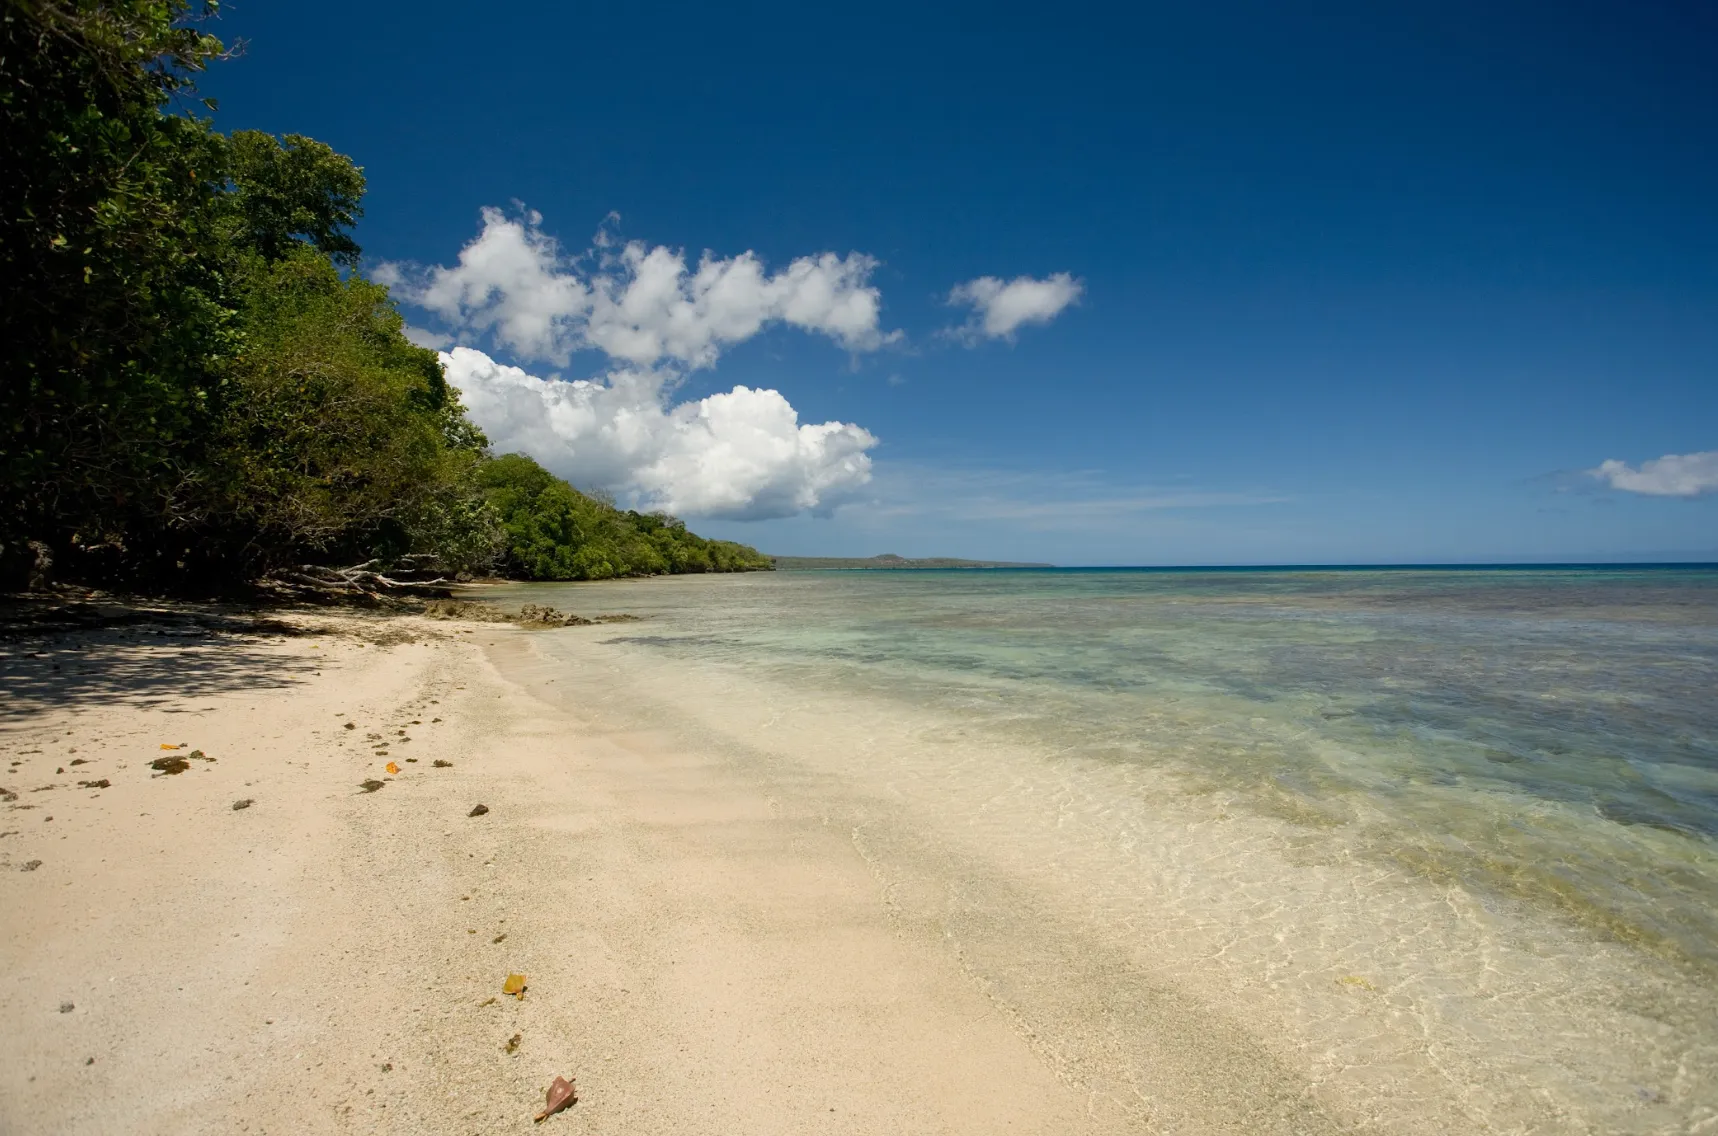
[200,1,1718,564]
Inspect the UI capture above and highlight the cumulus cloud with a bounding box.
[1588,450,1718,497]
[381,208,896,367]
[947,272,1083,342]
[441,347,876,520]
[375,208,897,520]
[402,325,451,349]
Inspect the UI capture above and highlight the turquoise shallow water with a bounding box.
[481,566,1718,1131]
[508,566,1718,964]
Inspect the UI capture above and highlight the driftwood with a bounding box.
[260,561,456,604]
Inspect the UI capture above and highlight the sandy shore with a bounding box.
[0,602,1105,1134]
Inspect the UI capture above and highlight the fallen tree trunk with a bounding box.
[259,563,456,604]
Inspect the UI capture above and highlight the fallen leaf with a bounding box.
[232,798,254,810]
[468,803,489,817]
[150,757,189,776]
[158,744,184,751]
[358,780,385,793]
[385,762,400,775]
[78,779,110,789]
[503,973,527,998]
[534,1075,576,1122]
[433,760,452,768]
[504,1032,521,1054]
[492,933,507,944]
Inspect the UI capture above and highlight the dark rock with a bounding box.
[468,804,489,817]
[232,799,254,810]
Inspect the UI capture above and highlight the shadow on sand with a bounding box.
[0,598,324,719]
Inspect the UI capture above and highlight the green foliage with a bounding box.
[0,0,769,592]
[190,250,497,577]
[1,0,233,571]
[476,454,772,581]
[223,131,365,268]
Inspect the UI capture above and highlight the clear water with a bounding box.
[481,567,1718,1133]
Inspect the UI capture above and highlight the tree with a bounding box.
[223,131,365,268]
[1,0,232,582]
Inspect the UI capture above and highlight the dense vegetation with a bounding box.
[0,0,768,592]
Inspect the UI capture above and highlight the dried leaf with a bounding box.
[158,743,184,751]
[534,1075,577,1122]
[504,1032,521,1054]
[358,779,385,793]
[468,803,489,817]
[385,762,400,775]
[502,973,527,997]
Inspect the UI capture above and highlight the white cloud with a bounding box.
[442,347,876,520]
[1588,450,1718,497]
[947,272,1083,342]
[401,325,451,349]
[383,208,896,367]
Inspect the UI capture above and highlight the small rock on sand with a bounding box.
[468,804,489,817]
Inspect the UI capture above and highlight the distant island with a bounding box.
[770,553,1053,570]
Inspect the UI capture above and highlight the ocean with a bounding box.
[481,566,1718,1133]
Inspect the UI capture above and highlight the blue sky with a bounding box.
[202,1,1718,564]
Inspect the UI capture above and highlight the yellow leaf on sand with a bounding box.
[385,761,399,775]
[159,743,184,750]
[503,973,527,999]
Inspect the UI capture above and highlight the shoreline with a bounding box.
[8,583,1711,1133]
[0,601,1114,1134]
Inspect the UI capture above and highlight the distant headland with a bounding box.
[769,553,1054,570]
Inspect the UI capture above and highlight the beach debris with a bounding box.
[479,996,496,1006]
[150,756,189,776]
[358,779,385,793]
[78,779,110,789]
[232,799,254,811]
[159,743,185,751]
[59,1002,74,1013]
[505,1032,522,1054]
[1337,975,1378,992]
[502,973,527,999]
[187,750,212,762]
[68,758,88,766]
[534,1075,577,1122]
[385,762,400,775]
[344,722,355,730]
[492,933,507,944]
[433,760,452,768]
[20,860,42,871]
[468,803,489,817]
